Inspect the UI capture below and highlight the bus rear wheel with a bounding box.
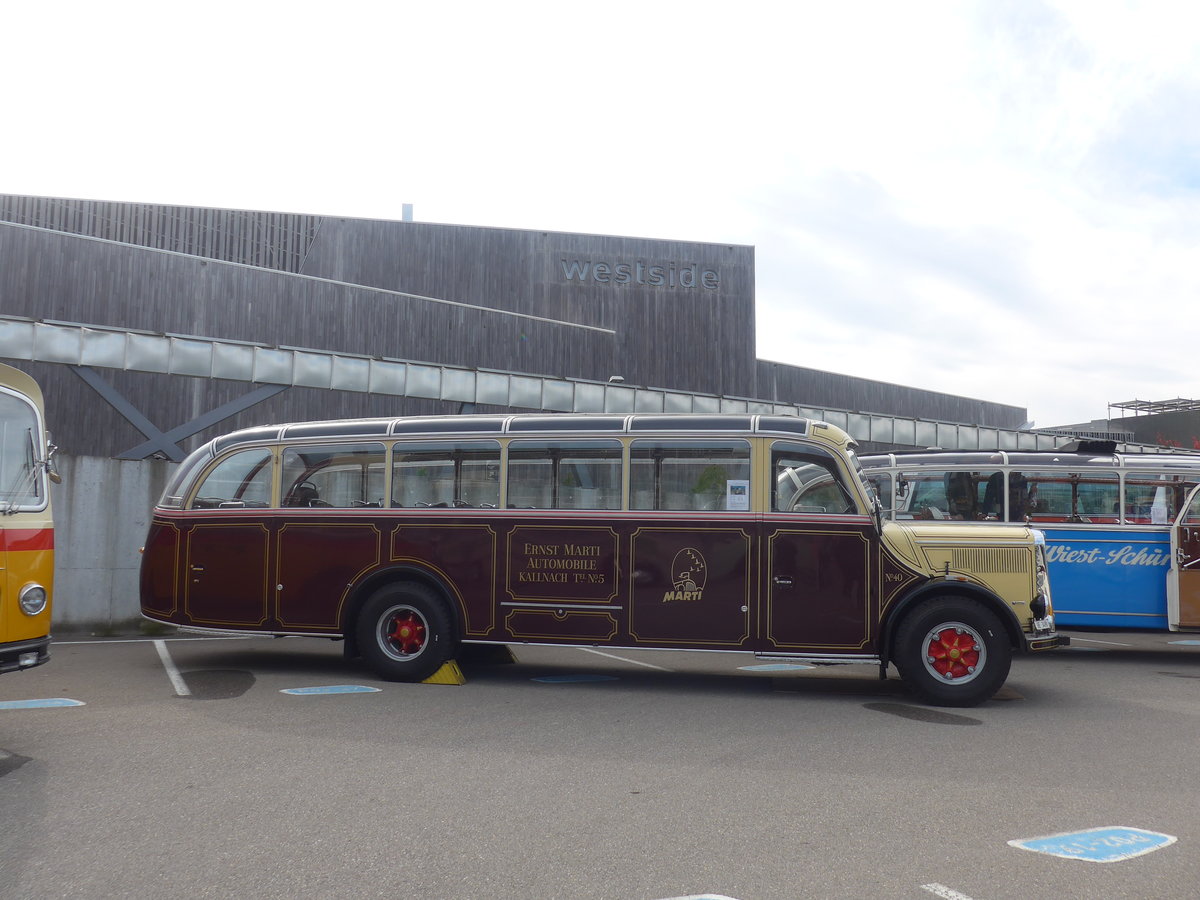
[893,597,1011,707]
[356,583,452,682]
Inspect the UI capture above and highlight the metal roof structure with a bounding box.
[1110,398,1200,416]
[0,313,1071,458]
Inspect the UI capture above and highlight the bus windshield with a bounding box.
[0,364,55,676]
[0,391,44,511]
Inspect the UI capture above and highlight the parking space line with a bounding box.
[921,884,975,899]
[577,647,671,670]
[153,639,191,697]
[1069,637,1133,646]
[54,636,256,645]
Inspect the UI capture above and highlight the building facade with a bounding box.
[0,194,1034,627]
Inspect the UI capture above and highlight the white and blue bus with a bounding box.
[861,441,1200,631]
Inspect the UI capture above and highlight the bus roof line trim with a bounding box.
[203,413,826,449]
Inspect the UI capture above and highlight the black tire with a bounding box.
[355,583,453,682]
[892,596,1011,707]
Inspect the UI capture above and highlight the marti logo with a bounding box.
[663,548,707,602]
[559,258,720,290]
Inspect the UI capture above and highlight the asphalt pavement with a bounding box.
[2,628,1199,899]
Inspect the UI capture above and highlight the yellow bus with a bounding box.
[0,363,57,674]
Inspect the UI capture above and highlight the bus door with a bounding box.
[178,448,275,628]
[762,443,876,654]
[1168,484,1200,629]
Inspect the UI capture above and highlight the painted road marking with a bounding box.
[280,685,381,695]
[577,647,671,670]
[655,895,740,900]
[1169,639,1200,646]
[0,698,85,710]
[738,663,815,672]
[921,884,976,900]
[154,639,191,696]
[1009,826,1176,862]
[1069,636,1133,647]
[154,643,192,696]
[532,674,619,684]
[54,635,258,644]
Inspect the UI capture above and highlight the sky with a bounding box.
[3,0,1199,429]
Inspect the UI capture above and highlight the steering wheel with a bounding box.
[286,480,320,507]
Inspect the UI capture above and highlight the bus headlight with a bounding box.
[1030,593,1048,619]
[19,583,48,616]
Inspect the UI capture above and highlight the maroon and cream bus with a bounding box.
[139,413,1066,706]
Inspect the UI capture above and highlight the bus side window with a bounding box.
[506,440,621,510]
[771,443,858,514]
[869,473,894,515]
[1183,488,1200,525]
[1123,475,1200,525]
[1075,474,1119,524]
[981,472,1004,518]
[188,449,273,509]
[282,443,386,508]
[630,439,751,511]
[897,471,949,520]
[392,441,500,508]
[1024,472,1073,522]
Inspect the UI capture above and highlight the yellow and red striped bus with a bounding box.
[0,363,56,674]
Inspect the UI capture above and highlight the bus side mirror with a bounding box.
[896,479,911,501]
[44,441,62,485]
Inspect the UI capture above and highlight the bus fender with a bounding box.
[340,563,465,646]
[879,581,1025,674]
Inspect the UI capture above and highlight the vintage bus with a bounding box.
[861,443,1200,631]
[0,363,57,674]
[139,414,1065,706]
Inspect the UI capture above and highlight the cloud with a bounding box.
[2,1,1199,428]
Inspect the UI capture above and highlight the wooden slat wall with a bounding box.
[0,195,1029,460]
[0,223,615,456]
[0,195,320,273]
[298,218,759,398]
[756,360,1027,428]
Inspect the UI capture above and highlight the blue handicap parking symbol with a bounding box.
[1009,826,1176,862]
[0,698,85,710]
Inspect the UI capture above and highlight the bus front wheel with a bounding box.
[356,583,453,682]
[893,597,1011,707]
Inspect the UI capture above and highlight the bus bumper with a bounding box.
[0,635,51,674]
[1026,633,1070,652]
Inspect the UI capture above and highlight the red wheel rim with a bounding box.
[380,606,428,659]
[922,622,985,684]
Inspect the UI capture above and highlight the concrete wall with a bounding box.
[50,453,176,631]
